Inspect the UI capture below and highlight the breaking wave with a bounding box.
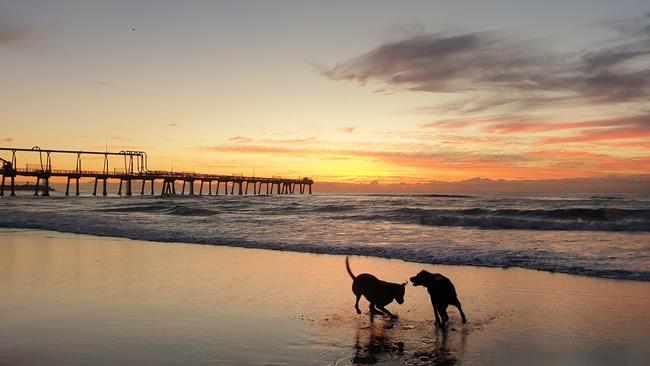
[387,207,650,232]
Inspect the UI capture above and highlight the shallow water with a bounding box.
[1,192,649,280]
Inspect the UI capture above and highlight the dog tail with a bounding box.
[345,257,355,280]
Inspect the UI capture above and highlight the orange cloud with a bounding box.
[201,143,646,181]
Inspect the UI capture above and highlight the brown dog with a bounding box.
[410,270,466,326]
[346,257,406,318]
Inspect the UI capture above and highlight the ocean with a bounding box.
[1,192,649,281]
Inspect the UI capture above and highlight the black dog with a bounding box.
[410,270,466,326]
[346,257,406,319]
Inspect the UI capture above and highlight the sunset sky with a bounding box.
[1,1,649,184]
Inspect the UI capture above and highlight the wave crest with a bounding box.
[337,207,650,232]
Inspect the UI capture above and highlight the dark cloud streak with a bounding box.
[322,15,650,112]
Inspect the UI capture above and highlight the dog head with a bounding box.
[409,270,432,287]
[394,282,407,304]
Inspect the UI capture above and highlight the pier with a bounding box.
[0,147,313,197]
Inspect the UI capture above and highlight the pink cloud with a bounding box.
[541,115,650,143]
[421,115,539,130]
[0,24,40,47]
[528,149,650,172]
[607,140,650,150]
[484,120,613,133]
[486,115,648,135]
[423,114,650,146]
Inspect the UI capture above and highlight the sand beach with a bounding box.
[1,228,649,365]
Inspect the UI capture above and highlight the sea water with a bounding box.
[1,192,648,281]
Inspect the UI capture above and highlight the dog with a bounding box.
[410,270,466,326]
[346,257,406,319]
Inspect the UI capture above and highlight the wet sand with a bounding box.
[1,228,649,365]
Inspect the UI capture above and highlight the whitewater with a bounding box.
[1,192,649,281]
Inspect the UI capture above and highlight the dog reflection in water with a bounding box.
[346,257,406,319]
[352,320,404,365]
[350,320,458,366]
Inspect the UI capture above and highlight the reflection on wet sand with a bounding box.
[352,318,404,365]
[336,314,471,366]
[406,326,460,366]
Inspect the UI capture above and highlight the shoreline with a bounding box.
[2,228,649,365]
[1,224,647,283]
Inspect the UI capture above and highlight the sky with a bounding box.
[1,1,649,186]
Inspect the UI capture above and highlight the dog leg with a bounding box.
[435,303,447,327]
[431,300,442,326]
[439,304,450,324]
[451,298,467,323]
[355,294,362,314]
[369,303,386,316]
[378,306,398,319]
